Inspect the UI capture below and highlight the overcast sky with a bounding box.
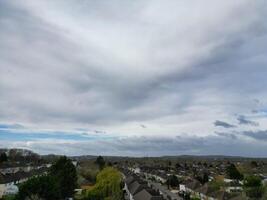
[1,0,267,156]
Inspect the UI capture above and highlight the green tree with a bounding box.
[191,198,201,200]
[86,167,122,200]
[0,152,8,162]
[226,164,243,180]
[196,172,209,185]
[243,175,264,199]
[208,177,225,191]
[50,156,78,199]
[250,161,258,168]
[203,172,209,183]
[81,168,98,184]
[175,162,181,169]
[183,192,191,200]
[95,156,105,170]
[3,195,16,200]
[16,175,61,200]
[166,175,180,188]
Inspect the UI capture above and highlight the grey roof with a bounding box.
[185,179,201,190]
[125,175,135,185]
[210,191,230,200]
[228,195,244,200]
[0,167,48,184]
[149,182,182,200]
[128,180,147,195]
[195,183,213,195]
[134,189,163,200]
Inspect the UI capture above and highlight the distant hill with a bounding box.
[41,154,63,162]
[2,148,267,162]
[160,155,267,161]
[69,155,97,161]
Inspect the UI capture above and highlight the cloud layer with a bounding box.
[1,0,267,156]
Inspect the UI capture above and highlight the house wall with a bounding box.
[0,182,16,198]
[226,186,242,192]
[4,184,18,196]
[0,184,5,198]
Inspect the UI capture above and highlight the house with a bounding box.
[74,188,83,195]
[128,180,148,199]
[144,172,167,183]
[228,195,244,200]
[209,191,230,200]
[72,161,78,167]
[179,184,186,192]
[194,184,215,200]
[0,174,19,198]
[0,166,49,198]
[184,179,201,193]
[124,174,165,200]
[2,184,18,197]
[0,167,20,175]
[124,175,148,200]
[225,186,242,193]
[133,188,163,200]
[149,181,182,200]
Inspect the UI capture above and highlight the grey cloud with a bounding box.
[0,123,25,130]
[214,132,238,140]
[0,0,266,127]
[251,110,259,113]
[1,133,267,157]
[0,1,267,156]
[253,99,260,104]
[140,124,146,128]
[243,130,267,141]
[237,115,259,126]
[214,120,236,128]
[94,130,106,134]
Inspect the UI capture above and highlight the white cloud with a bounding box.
[0,0,267,155]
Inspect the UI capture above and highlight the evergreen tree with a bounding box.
[95,156,105,170]
[166,174,180,188]
[16,175,61,200]
[226,164,243,180]
[0,152,8,162]
[50,156,78,199]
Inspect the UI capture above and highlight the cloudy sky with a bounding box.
[1,0,267,156]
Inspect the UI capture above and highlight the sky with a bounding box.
[0,0,267,157]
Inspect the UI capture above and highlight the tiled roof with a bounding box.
[128,180,148,195]
[0,167,48,184]
[185,179,201,190]
[125,176,135,185]
[134,188,163,200]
